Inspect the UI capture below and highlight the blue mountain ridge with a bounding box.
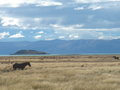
[0,39,120,55]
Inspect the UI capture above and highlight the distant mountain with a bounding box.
[0,39,120,54]
[12,50,47,55]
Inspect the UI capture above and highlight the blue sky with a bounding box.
[0,0,120,41]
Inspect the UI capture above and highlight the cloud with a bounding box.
[49,23,120,40]
[0,16,32,29]
[0,0,33,7]
[0,32,10,39]
[88,5,102,10]
[98,35,120,40]
[0,0,63,7]
[74,5,102,11]
[0,16,63,30]
[74,0,120,3]
[38,31,44,34]
[34,35,42,39]
[34,31,45,39]
[58,36,65,39]
[74,7,85,10]
[36,1,63,7]
[69,34,79,39]
[9,31,24,38]
[0,0,119,41]
[50,24,120,32]
[73,1,120,12]
[75,0,99,3]
[1,17,20,27]
[50,24,84,31]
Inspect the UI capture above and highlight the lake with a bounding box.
[0,53,120,56]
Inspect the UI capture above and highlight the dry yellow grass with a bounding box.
[0,55,120,90]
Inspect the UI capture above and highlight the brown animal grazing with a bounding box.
[113,56,119,60]
[13,62,31,70]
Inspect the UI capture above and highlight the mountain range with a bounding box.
[0,39,120,55]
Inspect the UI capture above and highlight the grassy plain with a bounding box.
[0,55,120,90]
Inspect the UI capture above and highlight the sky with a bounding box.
[0,0,120,41]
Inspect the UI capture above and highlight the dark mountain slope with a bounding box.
[12,50,47,55]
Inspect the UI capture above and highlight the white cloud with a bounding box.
[0,17,41,29]
[69,35,79,39]
[75,0,100,3]
[74,1,120,11]
[0,32,10,39]
[51,24,120,32]
[34,35,42,39]
[88,5,102,10]
[36,1,63,7]
[37,31,44,34]
[74,5,103,11]
[59,36,65,39]
[0,16,63,30]
[0,0,33,7]
[9,32,24,38]
[1,17,20,27]
[50,24,84,31]
[50,23,120,40]
[0,0,63,7]
[75,0,120,3]
[74,7,85,10]
[79,28,120,32]
[98,35,120,40]
[34,18,42,22]
[0,16,33,29]
[45,38,54,40]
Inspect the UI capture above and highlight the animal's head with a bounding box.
[26,62,31,67]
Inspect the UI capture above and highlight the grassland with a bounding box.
[0,55,120,90]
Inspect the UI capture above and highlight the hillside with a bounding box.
[0,39,120,54]
[12,50,47,55]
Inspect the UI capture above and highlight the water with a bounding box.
[80,53,120,55]
[0,53,120,56]
[0,54,59,56]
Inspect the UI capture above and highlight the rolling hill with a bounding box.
[12,50,47,55]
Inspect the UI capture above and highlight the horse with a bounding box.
[13,62,31,70]
[113,56,119,60]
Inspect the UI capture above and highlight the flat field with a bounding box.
[0,55,120,90]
